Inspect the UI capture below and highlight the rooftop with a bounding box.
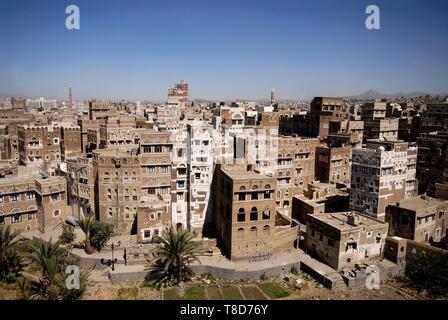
[310,211,386,231]
[222,168,273,181]
[394,195,446,213]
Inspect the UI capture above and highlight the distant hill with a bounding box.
[345,89,447,100]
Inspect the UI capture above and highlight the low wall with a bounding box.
[341,262,403,288]
[299,261,335,289]
[190,262,299,280]
[109,262,300,282]
[69,251,125,270]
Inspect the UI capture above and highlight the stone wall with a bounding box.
[108,261,300,282]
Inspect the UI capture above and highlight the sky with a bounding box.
[1,0,448,101]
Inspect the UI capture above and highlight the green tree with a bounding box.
[89,220,112,252]
[0,225,27,282]
[20,238,90,300]
[27,238,68,276]
[147,227,200,287]
[77,214,94,254]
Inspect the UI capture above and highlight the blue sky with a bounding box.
[1,0,447,101]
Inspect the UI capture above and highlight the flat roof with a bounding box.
[310,211,386,231]
[395,196,445,213]
[222,168,272,181]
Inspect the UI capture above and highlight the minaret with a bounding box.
[68,86,73,112]
[270,88,276,104]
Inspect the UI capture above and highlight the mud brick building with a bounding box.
[66,156,95,218]
[350,140,418,221]
[275,136,320,216]
[306,211,388,270]
[416,131,448,196]
[0,174,67,233]
[17,125,63,175]
[215,165,298,261]
[420,102,448,133]
[136,195,171,243]
[315,144,352,186]
[286,97,351,138]
[92,130,173,235]
[292,182,350,225]
[386,195,448,243]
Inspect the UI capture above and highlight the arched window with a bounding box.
[237,208,245,222]
[250,226,257,237]
[237,228,244,238]
[263,225,270,236]
[239,186,246,191]
[250,207,258,221]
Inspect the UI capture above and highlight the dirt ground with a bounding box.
[0,271,432,301]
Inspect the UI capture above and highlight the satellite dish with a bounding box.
[65,215,79,227]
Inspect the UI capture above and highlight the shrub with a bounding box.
[406,250,448,297]
[59,223,76,245]
[89,221,112,252]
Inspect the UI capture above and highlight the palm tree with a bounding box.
[77,214,94,254]
[147,227,200,287]
[0,225,27,282]
[27,238,67,277]
[23,238,90,300]
[0,225,22,251]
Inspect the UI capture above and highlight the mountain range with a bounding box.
[344,90,448,100]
